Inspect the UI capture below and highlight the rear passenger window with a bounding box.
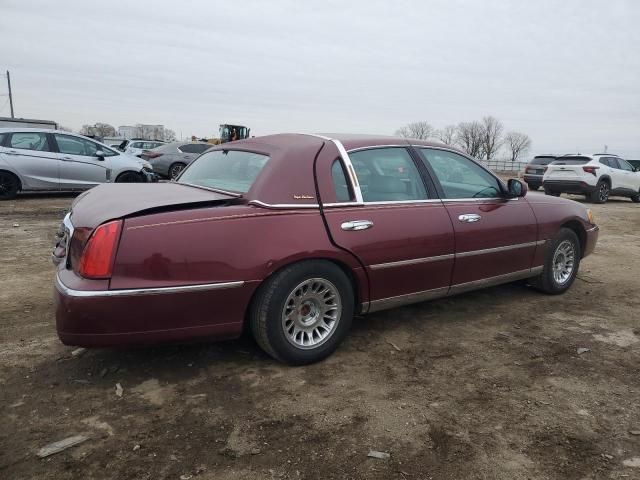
[331,160,353,202]
[9,132,51,152]
[349,148,427,202]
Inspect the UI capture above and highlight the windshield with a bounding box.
[178,149,269,193]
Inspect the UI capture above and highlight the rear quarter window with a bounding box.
[530,157,555,165]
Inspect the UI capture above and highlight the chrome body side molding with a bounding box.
[365,266,543,313]
[457,240,546,258]
[447,266,543,296]
[55,274,245,298]
[370,253,455,271]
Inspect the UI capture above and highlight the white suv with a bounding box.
[543,154,640,204]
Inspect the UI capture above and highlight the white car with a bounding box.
[543,154,640,204]
[0,128,156,200]
[123,140,165,157]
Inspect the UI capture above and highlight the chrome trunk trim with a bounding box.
[55,274,245,298]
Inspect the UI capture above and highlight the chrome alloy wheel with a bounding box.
[552,240,575,285]
[281,278,342,350]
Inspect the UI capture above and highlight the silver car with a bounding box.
[140,141,212,178]
[0,128,156,200]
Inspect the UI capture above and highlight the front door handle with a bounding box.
[458,214,481,223]
[341,220,373,231]
[61,157,73,161]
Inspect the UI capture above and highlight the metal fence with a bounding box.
[480,159,528,173]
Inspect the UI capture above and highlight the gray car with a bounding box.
[0,128,156,200]
[141,141,212,178]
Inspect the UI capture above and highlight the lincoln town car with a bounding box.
[53,134,599,364]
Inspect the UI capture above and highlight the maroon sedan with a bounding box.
[53,134,598,364]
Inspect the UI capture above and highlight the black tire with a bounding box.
[544,187,560,197]
[529,227,581,294]
[116,171,144,183]
[527,185,540,191]
[589,179,609,204]
[169,162,186,179]
[631,192,640,203]
[249,260,354,365]
[0,171,19,200]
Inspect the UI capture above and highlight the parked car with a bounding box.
[543,154,640,203]
[140,141,212,178]
[0,128,156,200]
[523,155,557,190]
[53,133,598,364]
[123,140,165,157]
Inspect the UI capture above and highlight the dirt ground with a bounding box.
[1,191,639,480]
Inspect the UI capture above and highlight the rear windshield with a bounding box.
[530,156,555,165]
[178,149,269,193]
[552,156,590,165]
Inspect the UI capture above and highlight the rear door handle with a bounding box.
[62,156,73,161]
[7,150,19,155]
[341,220,373,231]
[458,214,481,223]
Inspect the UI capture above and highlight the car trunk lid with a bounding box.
[545,157,591,180]
[69,182,238,230]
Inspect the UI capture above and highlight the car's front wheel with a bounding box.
[249,260,354,365]
[0,171,19,200]
[631,191,640,203]
[169,162,186,179]
[529,227,581,294]
[116,171,144,183]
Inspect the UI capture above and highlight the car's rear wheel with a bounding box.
[249,260,354,365]
[589,180,609,204]
[544,187,560,197]
[116,171,144,183]
[529,227,581,294]
[631,191,640,203]
[528,185,540,191]
[0,171,19,200]
[169,162,186,179]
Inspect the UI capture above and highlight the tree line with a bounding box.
[78,122,176,142]
[395,117,531,162]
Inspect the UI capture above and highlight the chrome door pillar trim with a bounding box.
[248,200,320,209]
[370,253,454,270]
[55,274,245,298]
[330,138,364,204]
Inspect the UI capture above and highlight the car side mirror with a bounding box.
[95,150,105,160]
[507,179,527,198]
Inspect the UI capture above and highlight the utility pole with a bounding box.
[6,71,15,118]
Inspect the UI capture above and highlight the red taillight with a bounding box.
[79,220,123,279]
[144,152,163,159]
[582,166,599,176]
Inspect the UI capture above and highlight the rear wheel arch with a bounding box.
[244,257,363,327]
[599,175,611,186]
[560,220,586,258]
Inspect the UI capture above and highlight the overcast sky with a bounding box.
[1,0,639,157]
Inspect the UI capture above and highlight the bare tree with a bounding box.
[455,121,484,158]
[479,116,504,160]
[436,125,456,145]
[504,131,531,162]
[81,123,116,138]
[395,121,435,140]
[164,129,176,142]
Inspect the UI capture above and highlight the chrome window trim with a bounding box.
[323,199,442,208]
[249,200,319,209]
[442,197,519,203]
[178,182,243,198]
[346,144,409,153]
[55,274,245,298]
[370,254,454,270]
